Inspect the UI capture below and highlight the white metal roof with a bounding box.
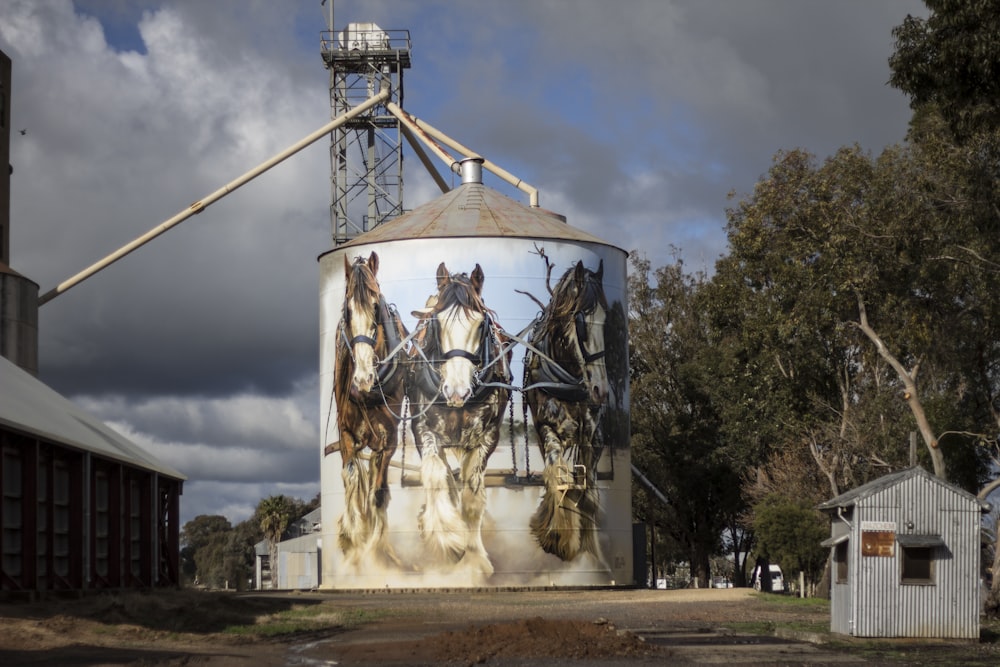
[0,355,185,480]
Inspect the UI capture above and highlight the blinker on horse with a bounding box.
[333,251,408,567]
[523,259,611,566]
[408,262,512,577]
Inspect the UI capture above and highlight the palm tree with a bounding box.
[257,495,291,589]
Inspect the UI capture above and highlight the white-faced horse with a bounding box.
[332,252,409,566]
[523,260,610,565]
[408,263,511,577]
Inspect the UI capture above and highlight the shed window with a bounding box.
[901,546,933,583]
[820,533,850,583]
[897,535,943,585]
[834,540,849,583]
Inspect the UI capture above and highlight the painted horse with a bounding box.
[523,259,610,565]
[408,263,511,576]
[333,251,409,566]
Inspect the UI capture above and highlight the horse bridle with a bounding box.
[342,296,379,350]
[440,315,492,366]
[414,310,507,403]
[342,295,407,388]
[575,309,605,364]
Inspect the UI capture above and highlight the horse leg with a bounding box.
[456,444,494,577]
[530,423,583,561]
[574,440,610,571]
[367,440,403,569]
[369,417,396,510]
[337,433,370,563]
[414,422,466,564]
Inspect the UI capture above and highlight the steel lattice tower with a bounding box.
[321,23,411,245]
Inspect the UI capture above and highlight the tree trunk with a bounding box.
[814,555,831,600]
[691,544,711,589]
[268,542,278,590]
[978,484,1000,611]
[754,556,773,592]
[856,295,947,479]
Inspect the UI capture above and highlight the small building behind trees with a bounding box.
[818,466,989,639]
[255,508,321,590]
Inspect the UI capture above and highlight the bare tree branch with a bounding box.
[854,293,947,479]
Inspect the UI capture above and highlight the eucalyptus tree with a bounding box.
[890,0,1000,610]
[711,141,992,493]
[890,0,1000,493]
[180,514,232,585]
[629,254,744,588]
[890,0,1000,144]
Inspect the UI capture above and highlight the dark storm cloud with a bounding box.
[1,0,926,523]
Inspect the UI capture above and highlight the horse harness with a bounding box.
[339,295,602,406]
[411,312,511,405]
[574,310,606,364]
[524,307,606,403]
[341,295,408,391]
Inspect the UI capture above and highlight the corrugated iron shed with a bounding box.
[818,466,989,639]
[0,354,184,480]
[2,354,185,591]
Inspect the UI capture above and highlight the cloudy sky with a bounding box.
[1,0,925,526]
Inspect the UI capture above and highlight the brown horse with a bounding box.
[333,251,409,566]
[408,263,511,577]
[523,260,610,566]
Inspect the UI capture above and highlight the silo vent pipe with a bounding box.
[460,158,484,184]
[39,86,392,305]
[385,102,539,208]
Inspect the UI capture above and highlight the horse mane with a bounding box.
[346,258,381,325]
[541,263,607,342]
[335,256,388,408]
[432,271,497,327]
[334,325,353,408]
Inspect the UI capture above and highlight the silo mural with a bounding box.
[318,174,630,588]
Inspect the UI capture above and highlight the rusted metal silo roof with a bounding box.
[334,182,619,251]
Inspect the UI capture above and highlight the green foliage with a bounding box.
[192,532,229,588]
[257,495,295,544]
[890,0,1000,142]
[629,254,746,587]
[256,495,298,588]
[181,515,231,584]
[180,495,317,590]
[711,141,995,493]
[753,494,828,584]
[627,0,1000,601]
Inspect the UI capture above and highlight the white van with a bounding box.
[751,564,785,592]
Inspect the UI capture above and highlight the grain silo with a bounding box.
[318,158,631,588]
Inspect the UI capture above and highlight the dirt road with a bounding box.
[1,587,997,665]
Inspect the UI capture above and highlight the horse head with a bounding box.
[342,251,383,394]
[427,262,490,407]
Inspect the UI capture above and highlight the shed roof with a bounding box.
[817,466,988,513]
[0,355,185,480]
[327,182,621,253]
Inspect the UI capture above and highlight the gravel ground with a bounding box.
[2,587,998,666]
